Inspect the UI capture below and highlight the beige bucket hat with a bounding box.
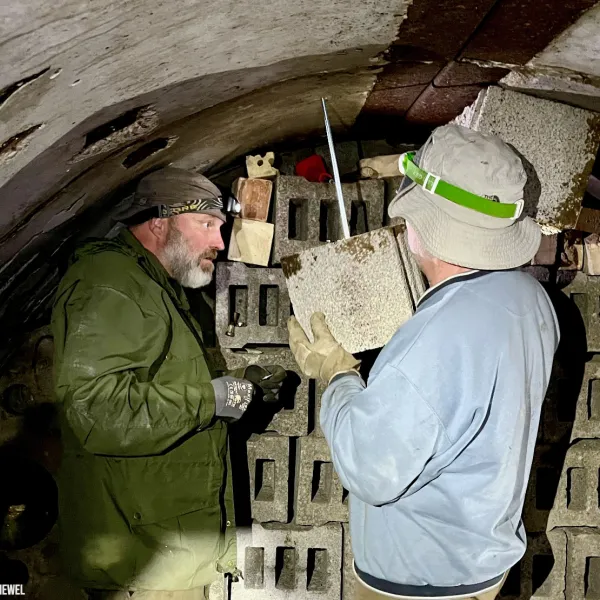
[388,124,541,270]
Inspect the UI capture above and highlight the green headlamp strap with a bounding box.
[399,152,523,220]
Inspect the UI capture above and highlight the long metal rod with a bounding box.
[322,97,350,239]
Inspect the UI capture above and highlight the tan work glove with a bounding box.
[287,312,361,384]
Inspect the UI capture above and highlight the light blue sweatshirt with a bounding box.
[321,270,559,596]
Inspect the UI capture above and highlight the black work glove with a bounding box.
[211,377,254,422]
[242,365,287,403]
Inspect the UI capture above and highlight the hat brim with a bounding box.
[390,182,542,270]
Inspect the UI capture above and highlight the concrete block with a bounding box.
[272,176,385,264]
[282,227,415,354]
[500,531,566,599]
[456,87,600,233]
[395,225,427,304]
[232,522,343,599]
[294,435,348,526]
[562,273,600,351]
[584,234,600,275]
[342,523,355,600]
[532,235,558,266]
[522,445,562,534]
[222,348,313,437]
[538,367,578,445]
[247,434,290,524]
[315,141,360,177]
[247,152,279,179]
[559,231,584,271]
[233,178,273,221]
[565,529,600,600]
[215,262,290,349]
[227,218,274,267]
[358,155,401,179]
[547,440,600,529]
[571,361,600,440]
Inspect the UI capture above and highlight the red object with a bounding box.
[295,154,332,183]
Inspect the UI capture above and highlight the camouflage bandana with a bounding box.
[157,196,225,218]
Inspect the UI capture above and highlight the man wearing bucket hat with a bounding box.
[288,124,559,600]
[52,167,286,599]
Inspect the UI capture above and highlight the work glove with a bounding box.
[227,365,287,403]
[287,312,361,384]
[211,377,255,422]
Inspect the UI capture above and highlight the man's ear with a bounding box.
[148,217,168,242]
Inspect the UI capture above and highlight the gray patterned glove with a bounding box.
[211,376,255,422]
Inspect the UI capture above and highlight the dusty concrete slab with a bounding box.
[456,86,600,233]
[282,227,414,354]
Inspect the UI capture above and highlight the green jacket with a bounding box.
[51,229,236,591]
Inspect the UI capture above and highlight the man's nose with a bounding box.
[213,229,225,252]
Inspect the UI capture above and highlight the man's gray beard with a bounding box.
[161,224,214,289]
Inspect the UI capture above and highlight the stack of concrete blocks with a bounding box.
[453,86,600,600]
[456,86,600,234]
[216,169,407,600]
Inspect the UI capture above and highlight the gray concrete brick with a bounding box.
[315,140,360,177]
[571,360,600,440]
[282,227,415,354]
[222,348,313,437]
[456,86,600,233]
[294,435,348,526]
[562,273,600,352]
[523,445,561,534]
[565,529,600,600]
[342,523,355,600]
[247,434,290,524]
[547,440,600,529]
[232,522,343,600]
[499,531,566,599]
[272,176,385,264]
[215,262,290,349]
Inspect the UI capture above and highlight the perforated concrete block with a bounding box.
[571,360,600,440]
[294,435,348,526]
[232,522,343,600]
[523,445,561,534]
[216,262,290,349]
[247,434,290,524]
[457,86,600,233]
[282,227,415,354]
[501,532,565,600]
[565,529,600,600]
[222,348,313,437]
[562,273,600,352]
[547,439,600,529]
[272,176,385,264]
[342,523,355,600]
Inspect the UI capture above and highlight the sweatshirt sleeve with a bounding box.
[320,364,451,506]
[53,284,216,457]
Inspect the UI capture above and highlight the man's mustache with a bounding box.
[197,250,218,263]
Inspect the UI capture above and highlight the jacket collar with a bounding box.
[118,228,191,310]
[416,270,490,309]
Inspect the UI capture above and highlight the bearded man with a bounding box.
[52,168,285,600]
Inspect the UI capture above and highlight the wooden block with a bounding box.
[531,234,557,266]
[227,218,274,267]
[246,152,279,179]
[358,155,402,179]
[585,234,600,275]
[560,231,584,270]
[233,177,272,221]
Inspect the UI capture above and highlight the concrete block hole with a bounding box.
[255,459,275,502]
[566,467,588,510]
[307,548,329,592]
[275,546,298,590]
[288,198,309,241]
[585,556,600,599]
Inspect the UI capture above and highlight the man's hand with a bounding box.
[243,365,287,403]
[211,377,254,421]
[287,312,360,384]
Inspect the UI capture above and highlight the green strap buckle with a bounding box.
[399,152,523,220]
